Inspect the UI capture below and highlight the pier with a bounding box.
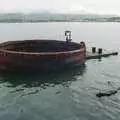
[86,47,118,60]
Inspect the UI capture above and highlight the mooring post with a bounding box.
[98,48,102,54]
[92,47,96,53]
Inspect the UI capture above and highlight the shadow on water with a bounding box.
[0,65,86,90]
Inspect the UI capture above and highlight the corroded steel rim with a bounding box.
[0,39,85,56]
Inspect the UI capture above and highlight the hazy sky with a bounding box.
[0,0,120,15]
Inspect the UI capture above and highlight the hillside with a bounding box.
[0,13,119,22]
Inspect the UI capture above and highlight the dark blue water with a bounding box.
[0,22,119,120]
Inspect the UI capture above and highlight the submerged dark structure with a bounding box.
[96,90,118,98]
[0,37,86,72]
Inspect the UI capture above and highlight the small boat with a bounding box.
[0,31,86,72]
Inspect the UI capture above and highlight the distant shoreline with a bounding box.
[0,13,119,23]
[0,21,119,23]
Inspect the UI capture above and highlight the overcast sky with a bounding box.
[0,0,120,15]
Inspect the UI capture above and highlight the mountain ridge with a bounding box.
[0,12,119,22]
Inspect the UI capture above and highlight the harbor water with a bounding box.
[0,22,119,120]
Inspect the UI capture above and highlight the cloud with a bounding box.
[0,0,119,15]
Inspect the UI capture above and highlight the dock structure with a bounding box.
[86,48,118,60]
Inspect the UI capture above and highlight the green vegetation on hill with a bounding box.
[0,13,119,22]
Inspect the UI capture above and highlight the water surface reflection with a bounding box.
[0,65,86,94]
